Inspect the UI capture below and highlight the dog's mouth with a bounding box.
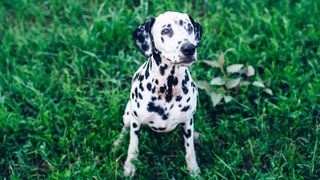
[177,56,196,65]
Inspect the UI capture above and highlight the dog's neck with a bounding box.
[149,50,188,79]
[147,50,191,102]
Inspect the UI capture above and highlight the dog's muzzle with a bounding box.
[181,43,195,56]
[179,43,196,65]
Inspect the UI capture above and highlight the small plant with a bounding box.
[196,51,273,107]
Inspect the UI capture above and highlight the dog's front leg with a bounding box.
[183,117,200,174]
[123,119,140,176]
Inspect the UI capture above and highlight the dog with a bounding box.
[114,11,202,176]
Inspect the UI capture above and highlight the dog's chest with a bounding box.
[130,61,197,132]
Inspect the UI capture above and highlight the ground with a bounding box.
[0,0,319,179]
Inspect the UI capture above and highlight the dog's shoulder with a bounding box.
[132,61,150,83]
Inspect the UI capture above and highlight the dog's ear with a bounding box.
[188,15,202,46]
[132,17,155,57]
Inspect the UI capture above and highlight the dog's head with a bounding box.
[132,11,202,66]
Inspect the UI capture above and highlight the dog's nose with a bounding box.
[180,43,195,56]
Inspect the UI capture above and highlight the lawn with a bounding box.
[0,0,319,179]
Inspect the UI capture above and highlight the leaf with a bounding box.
[226,64,244,74]
[224,48,236,54]
[264,88,273,95]
[210,77,225,86]
[211,92,223,107]
[240,81,250,86]
[252,81,265,88]
[226,77,241,89]
[203,60,221,68]
[195,80,211,91]
[246,65,255,77]
[223,95,233,103]
[218,52,224,66]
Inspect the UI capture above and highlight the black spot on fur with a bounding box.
[133,111,138,117]
[183,86,188,94]
[186,97,190,102]
[186,143,189,147]
[142,43,149,51]
[135,130,140,135]
[184,129,191,138]
[139,74,144,81]
[147,102,167,120]
[132,122,137,128]
[138,93,143,99]
[160,64,168,75]
[131,93,134,99]
[152,86,156,93]
[190,118,193,125]
[145,62,150,79]
[176,96,182,101]
[162,114,168,120]
[133,73,140,81]
[134,88,138,98]
[160,85,166,93]
[179,19,183,26]
[151,96,157,101]
[155,79,159,84]
[165,72,178,102]
[153,50,162,65]
[182,70,190,94]
[170,104,174,109]
[139,83,144,91]
[147,83,152,91]
[184,70,190,82]
[149,121,154,124]
[181,106,190,112]
[161,37,164,43]
[136,34,144,43]
[137,102,140,108]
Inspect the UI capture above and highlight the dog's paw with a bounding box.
[189,166,200,174]
[123,160,136,177]
[188,162,200,176]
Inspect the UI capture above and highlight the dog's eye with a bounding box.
[187,25,193,32]
[161,28,171,35]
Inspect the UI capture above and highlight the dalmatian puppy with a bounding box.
[114,11,202,176]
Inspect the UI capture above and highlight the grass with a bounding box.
[0,0,319,179]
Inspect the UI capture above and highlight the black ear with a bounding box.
[132,17,155,57]
[188,15,202,46]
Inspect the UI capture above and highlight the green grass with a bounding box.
[0,0,319,179]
